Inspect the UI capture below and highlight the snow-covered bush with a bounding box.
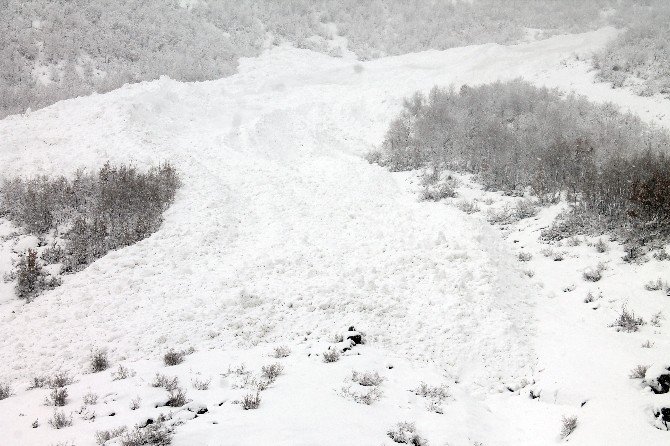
[611,307,645,333]
[120,421,172,446]
[48,410,72,429]
[582,263,606,282]
[95,426,127,445]
[260,363,284,384]
[90,349,109,372]
[151,374,179,391]
[644,278,666,291]
[241,392,261,410]
[629,364,650,379]
[111,365,134,381]
[0,383,11,400]
[351,371,385,387]
[12,249,60,301]
[163,349,185,366]
[341,385,383,405]
[0,163,180,300]
[49,371,74,389]
[45,388,68,407]
[559,415,578,439]
[376,80,670,241]
[455,200,480,214]
[323,349,340,363]
[518,252,533,262]
[387,421,428,445]
[165,387,187,407]
[272,346,291,358]
[594,1,670,98]
[191,378,210,391]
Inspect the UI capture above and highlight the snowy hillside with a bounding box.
[0,27,669,445]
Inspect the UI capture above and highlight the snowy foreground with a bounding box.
[0,28,669,445]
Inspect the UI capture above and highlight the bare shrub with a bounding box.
[515,199,538,220]
[152,374,179,392]
[49,371,74,388]
[96,426,128,445]
[623,244,645,264]
[341,385,383,405]
[611,307,645,332]
[323,349,340,363]
[111,365,134,381]
[651,311,664,327]
[455,199,480,214]
[642,340,655,348]
[273,346,291,358]
[1,164,180,281]
[46,388,68,407]
[130,397,142,410]
[518,251,532,262]
[261,363,284,384]
[387,421,428,445]
[91,349,109,372]
[582,263,606,282]
[594,238,608,253]
[421,180,456,201]
[83,392,98,405]
[163,350,185,366]
[192,377,211,390]
[165,387,187,407]
[120,421,172,446]
[351,371,385,387]
[14,249,59,301]
[629,365,650,379]
[0,383,11,400]
[49,410,72,429]
[560,415,578,439]
[645,278,666,291]
[241,392,261,410]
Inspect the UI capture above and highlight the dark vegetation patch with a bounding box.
[371,80,670,243]
[1,162,180,301]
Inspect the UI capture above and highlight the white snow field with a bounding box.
[0,27,669,445]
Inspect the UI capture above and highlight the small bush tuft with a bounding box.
[111,365,133,381]
[261,363,284,384]
[351,371,385,387]
[49,410,72,429]
[560,415,578,439]
[91,349,109,372]
[594,238,608,253]
[120,421,172,446]
[273,346,291,358]
[83,392,98,405]
[241,392,261,410]
[387,421,428,445]
[49,371,74,388]
[629,365,650,379]
[518,251,532,262]
[192,377,211,391]
[323,349,340,363]
[46,387,68,407]
[163,350,185,366]
[611,307,645,333]
[645,278,666,291]
[165,387,187,408]
[0,383,11,400]
[95,426,127,445]
[582,263,606,282]
[152,374,179,391]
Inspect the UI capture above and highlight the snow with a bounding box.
[0,27,669,445]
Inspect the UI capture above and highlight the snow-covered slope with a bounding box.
[0,27,669,445]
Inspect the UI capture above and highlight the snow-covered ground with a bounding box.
[0,27,669,445]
